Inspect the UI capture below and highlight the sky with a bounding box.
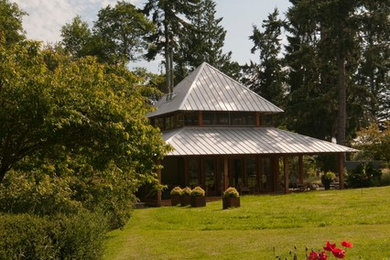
[13,0,291,73]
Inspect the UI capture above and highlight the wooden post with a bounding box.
[200,157,205,188]
[338,153,345,189]
[256,113,261,127]
[223,157,229,191]
[243,158,248,186]
[157,162,162,207]
[257,156,263,193]
[184,157,189,186]
[283,157,289,194]
[298,155,304,185]
[272,156,280,193]
[199,111,203,127]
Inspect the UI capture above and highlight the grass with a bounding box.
[104,186,390,259]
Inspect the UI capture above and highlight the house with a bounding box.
[147,62,356,205]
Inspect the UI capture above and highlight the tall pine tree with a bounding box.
[143,0,200,94]
[242,8,286,108]
[174,0,239,82]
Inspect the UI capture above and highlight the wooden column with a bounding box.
[283,157,289,194]
[199,111,203,127]
[223,157,229,191]
[184,157,189,186]
[272,156,280,193]
[200,157,205,188]
[243,158,248,186]
[257,156,263,193]
[256,113,261,127]
[298,155,304,185]
[156,163,162,207]
[338,153,345,189]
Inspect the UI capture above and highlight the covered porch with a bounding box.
[159,153,345,200]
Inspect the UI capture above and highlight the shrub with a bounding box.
[380,170,390,186]
[223,187,239,198]
[347,162,382,188]
[0,211,108,260]
[182,187,192,196]
[170,186,182,196]
[190,186,205,197]
[321,171,336,190]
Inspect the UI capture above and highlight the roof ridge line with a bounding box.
[177,62,207,110]
[206,63,284,112]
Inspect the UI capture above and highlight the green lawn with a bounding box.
[104,187,390,260]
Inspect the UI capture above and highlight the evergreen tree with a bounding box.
[174,0,239,82]
[143,0,200,94]
[242,8,286,108]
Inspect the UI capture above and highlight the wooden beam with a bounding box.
[223,157,229,191]
[298,155,304,185]
[200,157,205,188]
[338,153,345,189]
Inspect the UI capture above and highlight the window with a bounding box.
[184,111,199,126]
[230,112,256,126]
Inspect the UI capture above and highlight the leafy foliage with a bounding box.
[347,162,382,188]
[182,187,192,196]
[0,211,108,260]
[223,187,239,198]
[170,186,183,196]
[0,0,25,47]
[190,186,205,197]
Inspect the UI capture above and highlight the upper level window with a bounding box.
[184,111,198,126]
[230,112,256,126]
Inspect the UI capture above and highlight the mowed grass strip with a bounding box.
[104,186,390,260]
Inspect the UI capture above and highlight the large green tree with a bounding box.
[61,1,153,65]
[0,41,169,184]
[0,0,25,46]
[242,8,286,108]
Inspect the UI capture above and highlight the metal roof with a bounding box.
[148,62,283,117]
[163,127,357,156]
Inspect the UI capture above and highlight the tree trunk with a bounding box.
[337,54,346,146]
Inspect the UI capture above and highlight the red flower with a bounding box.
[307,251,319,260]
[332,248,346,258]
[341,240,353,248]
[323,241,336,251]
[319,251,328,260]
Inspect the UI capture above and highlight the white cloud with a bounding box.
[12,0,142,44]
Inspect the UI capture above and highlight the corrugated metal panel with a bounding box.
[163,127,357,156]
[147,62,283,117]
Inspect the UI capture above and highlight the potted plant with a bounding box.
[321,171,336,190]
[181,187,192,206]
[223,187,240,209]
[190,186,206,207]
[170,186,182,206]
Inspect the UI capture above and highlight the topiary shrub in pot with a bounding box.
[321,171,336,190]
[190,186,206,207]
[223,187,240,209]
[180,187,192,206]
[170,187,182,206]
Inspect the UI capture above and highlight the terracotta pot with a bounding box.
[223,197,240,209]
[190,196,206,207]
[180,195,191,206]
[171,195,181,206]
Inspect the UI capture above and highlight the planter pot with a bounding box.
[190,196,206,207]
[171,195,181,206]
[180,195,191,206]
[223,197,240,209]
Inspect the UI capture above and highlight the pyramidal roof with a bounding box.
[147,62,283,117]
